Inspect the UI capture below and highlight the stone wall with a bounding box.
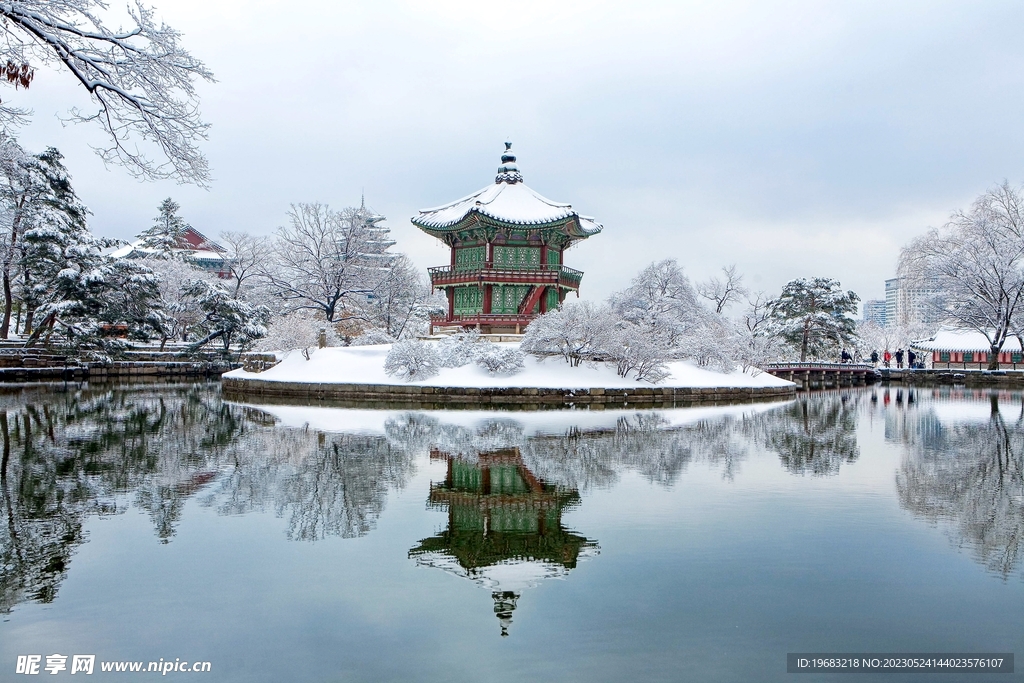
[222,376,795,408]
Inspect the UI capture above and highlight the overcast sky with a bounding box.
[10,0,1024,307]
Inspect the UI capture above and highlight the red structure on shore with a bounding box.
[412,144,602,334]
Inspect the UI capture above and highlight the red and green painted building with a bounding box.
[412,143,602,334]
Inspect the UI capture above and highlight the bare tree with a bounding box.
[219,230,269,298]
[364,254,429,339]
[900,181,1024,370]
[697,264,748,314]
[263,203,397,323]
[0,0,214,185]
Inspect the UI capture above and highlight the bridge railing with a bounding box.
[765,362,876,372]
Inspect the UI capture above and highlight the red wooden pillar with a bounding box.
[447,288,454,320]
[540,244,548,269]
[483,284,493,314]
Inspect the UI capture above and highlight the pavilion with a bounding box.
[412,143,603,334]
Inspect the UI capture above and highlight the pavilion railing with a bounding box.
[428,264,583,288]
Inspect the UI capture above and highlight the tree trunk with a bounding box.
[23,311,55,347]
[0,271,11,339]
[800,320,810,362]
[22,307,33,337]
[989,344,1001,371]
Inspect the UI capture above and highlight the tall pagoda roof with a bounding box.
[412,143,603,238]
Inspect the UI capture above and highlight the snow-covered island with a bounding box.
[222,342,795,407]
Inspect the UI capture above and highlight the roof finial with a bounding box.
[495,141,523,185]
[360,189,365,210]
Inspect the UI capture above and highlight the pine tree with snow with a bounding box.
[768,278,859,361]
[185,279,269,354]
[0,140,91,338]
[20,193,163,353]
[139,198,190,258]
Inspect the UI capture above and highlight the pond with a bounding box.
[0,382,1021,681]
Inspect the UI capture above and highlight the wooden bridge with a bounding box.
[764,362,878,388]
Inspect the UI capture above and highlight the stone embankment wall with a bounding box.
[878,368,1024,387]
[0,350,234,381]
[222,376,795,409]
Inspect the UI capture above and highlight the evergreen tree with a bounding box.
[184,279,268,354]
[0,139,86,338]
[139,198,189,258]
[768,278,859,361]
[16,154,163,353]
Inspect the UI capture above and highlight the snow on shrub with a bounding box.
[474,346,525,376]
[351,328,396,346]
[256,310,338,360]
[607,330,670,383]
[384,339,440,381]
[436,330,481,368]
[520,302,613,367]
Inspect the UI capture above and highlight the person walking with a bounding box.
[907,349,917,369]
[871,350,879,366]
[841,349,852,363]
[895,349,904,369]
[883,349,892,368]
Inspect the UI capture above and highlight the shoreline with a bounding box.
[221,375,796,408]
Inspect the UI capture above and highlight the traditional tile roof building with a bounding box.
[412,143,602,334]
[110,227,230,277]
[911,328,1024,369]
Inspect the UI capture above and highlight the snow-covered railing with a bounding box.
[427,264,584,288]
[765,362,875,371]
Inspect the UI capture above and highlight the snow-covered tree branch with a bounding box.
[0,0,214,185]
[899,181,1024,369]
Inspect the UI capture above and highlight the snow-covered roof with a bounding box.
[910,328,1022,352]
[110,240,226,262]
[412,143,603,237]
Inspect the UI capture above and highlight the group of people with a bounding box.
[869,348,919,369]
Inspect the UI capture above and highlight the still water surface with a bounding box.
[0,383,1022,682]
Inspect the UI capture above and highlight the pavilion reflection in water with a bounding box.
[409,447,598,637]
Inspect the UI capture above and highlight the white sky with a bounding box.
[9,0,1024,307]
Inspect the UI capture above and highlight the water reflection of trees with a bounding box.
[896,394,1024,579]
[214,429,415,541]
[749,393,860,475]
[383,412,751,490]
[0,384,249,613]
[0,384,426,614]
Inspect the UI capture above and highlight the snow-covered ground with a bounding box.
[223,344,794,389]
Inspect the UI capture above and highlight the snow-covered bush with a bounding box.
[474,346,525,376]
[436,330,481,368]
[605,329,670,383]
[683,317,737,372]
[521,302,614,366]
[256,310,338,360]
[350,328,396,346]
[384,339,440,381]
